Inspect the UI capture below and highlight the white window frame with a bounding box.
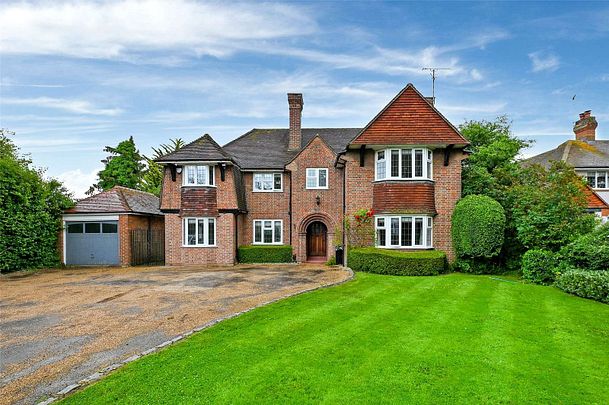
[183,217,216,247]
[253,172,283,192]
[253,219,283,245]
[374,215,433,249]
[375,148,433,181]
[183,165,215,187]
[306,168,329,189]
[585,170,609,190]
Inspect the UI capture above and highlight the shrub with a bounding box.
[558,223,609,272]
[326,256,337,266]
[452,258,503,275]
[521,249,557,285]
[238,245,293,263]
[555,269,609,304]
[452,195,506,259]
[348,247,447,276]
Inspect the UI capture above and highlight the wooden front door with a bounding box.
[307,222,327,258]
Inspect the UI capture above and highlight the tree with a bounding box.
[140,138,184,195]
[0,130,73,272]
[459,116,532,270]
[88,136,145,195]
[511,161,596,251]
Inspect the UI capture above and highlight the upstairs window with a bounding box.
[375,148,433,181]
[586,171,609,189]
[306,168,328,189]
[253,173,283,192]
[183,165,214,186]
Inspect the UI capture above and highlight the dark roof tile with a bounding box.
[156,134,232,163]
[65,186,161,215]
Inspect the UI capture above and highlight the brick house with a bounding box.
[61,186,164,266]
[156,83,469,265]
[525,110,609,221]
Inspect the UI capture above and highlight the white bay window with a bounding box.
[254,220,283,244]
[375,148,433,181]
[184,217,216,247]
[375,215,433,248]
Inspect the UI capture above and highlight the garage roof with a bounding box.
[64,186,162,216]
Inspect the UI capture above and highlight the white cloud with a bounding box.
[438,102,508,114]
[528,51,560,73]
[0,1,316,60]
[54,167,101,199]
[1,97,123,116]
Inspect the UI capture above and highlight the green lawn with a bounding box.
[64,273,609,404]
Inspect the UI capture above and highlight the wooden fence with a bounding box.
[130,229,165,266]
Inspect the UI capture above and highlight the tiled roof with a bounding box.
[64,186,162,215]
[524,140,609,169]
[350,83,469,147]
[223,128,361,169]
[156,134,233,163]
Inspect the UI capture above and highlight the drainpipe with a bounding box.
[288,171,293,254]
[342,157,347,267]
[234,213,239,264]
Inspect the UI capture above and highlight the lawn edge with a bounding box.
[39,266,355,405]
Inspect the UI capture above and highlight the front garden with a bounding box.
[62,272,609,404]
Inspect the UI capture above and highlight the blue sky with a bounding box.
[1,1,608,197]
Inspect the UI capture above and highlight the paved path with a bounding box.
[0,264,350,404]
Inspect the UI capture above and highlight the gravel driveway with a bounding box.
[0,264,350,405]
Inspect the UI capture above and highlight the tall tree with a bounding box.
[88,136,145,195]
[140,138,184,195]
[0,130,73,272]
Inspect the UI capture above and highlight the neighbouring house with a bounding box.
[156,83,469,265]
[525,110,609,221]
[61,186,165,266]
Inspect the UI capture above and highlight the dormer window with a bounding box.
[375,148,433,181]
[183,165,214,186]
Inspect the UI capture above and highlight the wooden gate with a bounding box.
[130,229,165,266]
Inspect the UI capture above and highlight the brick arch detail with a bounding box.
[298,212,336,235]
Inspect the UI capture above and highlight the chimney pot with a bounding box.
[287,93,303,151]
[573,110,597,141]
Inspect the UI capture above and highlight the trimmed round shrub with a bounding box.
[555,269,609,304]
[238,245,293,263]
[452,195,506,259]
[348,247,447,276]
[521,249,557,285]
[558,223,609,272]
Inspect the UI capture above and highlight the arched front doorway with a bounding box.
[306,221,327,261]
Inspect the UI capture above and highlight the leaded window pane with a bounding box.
[587,172,596,187]
[426,217,433,247]
[319,169,327,187]
[274,173,282,190]
[208,166,214,185]
[377,229,386,246]
[401,217,412,246]
[187,219,196,245]
[597,172,607,189]
[427,150,432,178]
[208,219,215,245]
[196,166,207,185]
[377,151,386,179]
[197,219,205,245]
[187,166,195,184]
[254,221,262,243]
[274,221,282,243]
[390,218,400,245]
[391,150,400,177]
[401,149,412,178]
[414,218,423,246]
[414,150,423,177]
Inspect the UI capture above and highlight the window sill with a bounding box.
[252,190,283,193]
[305,187,329,190]
[181,185,216,188]
[373,179,434,183]
[375,246,434,250]
[252,242,284,245]
[182,245,217,248]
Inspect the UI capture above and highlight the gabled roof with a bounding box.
[64,186,162,215]
[223,128,360,169]
[156,134,233,163]
[585,186,609,210]
[524,140,609,169]
[350,83,468,147]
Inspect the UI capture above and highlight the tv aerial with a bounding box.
[421,67,452,102]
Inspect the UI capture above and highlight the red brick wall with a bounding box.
[344,147,464,262]
[241,172,290,246]
[164,213,236,265]
[286,137,343,262]
[373,182,436,215]
[159,164,239,265]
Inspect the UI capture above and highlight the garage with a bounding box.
[65,220,119,265]
[61,186,164,266]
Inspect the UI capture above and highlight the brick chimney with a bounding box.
[573,110,597,141]
[288,93,303,151]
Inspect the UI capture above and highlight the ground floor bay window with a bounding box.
[375,215,433,248]
[184,217,216,247]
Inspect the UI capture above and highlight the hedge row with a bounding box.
[555,269,609,304]
[237,245,293,263]
[348,247,447,276]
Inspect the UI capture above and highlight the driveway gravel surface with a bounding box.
[0,264,350,404]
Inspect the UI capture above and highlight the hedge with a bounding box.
[558,223,609,272]
[521,249,557,285]
[348,247,447,276]
[237,245,293,263]
[452,195,506,259]
[555,269,609,304]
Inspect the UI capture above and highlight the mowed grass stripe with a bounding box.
[62,273,609,405]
